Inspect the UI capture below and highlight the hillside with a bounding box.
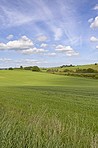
[0,70,98,147]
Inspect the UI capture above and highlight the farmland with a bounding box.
[42,64,98,71]
[0,70,98,148]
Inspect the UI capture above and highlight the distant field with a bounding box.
[0,70,98,148]
[41,64,98,72]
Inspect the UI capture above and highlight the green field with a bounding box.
[42,64,98,72]
[0,70,98,148]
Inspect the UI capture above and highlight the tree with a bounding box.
[32,66,40,72]
[20,66,23,69]
[8,67,13,70]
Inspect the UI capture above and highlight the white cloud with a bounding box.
[0,36,33,50]
[90,36,98,42]
[88,18,93,23]
[7,35,13,40]
[66,51,79,57]
[55,45,79,56]
[55,45,73,52]
[22,47,48,55]
[93,4,98,10]
[51,44,56,47]
[0,58,12,63]
[1,6,33,27]
[90,16,98,28]
[37,36,47,42]
[96,46,98,49]
[45,53,57,56]
[54,28,62,40]
[17,59,38,64]
[40,43,47,48]
[0,58,48,67]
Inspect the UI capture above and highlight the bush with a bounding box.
[63,69,74,72]
[32,66,40,72]
[86,68,95,73]
[76,68,96,73]
[24,66,33,70]
[8,67,13,70]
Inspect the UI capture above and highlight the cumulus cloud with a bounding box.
[45,53,57,56]
[0,36,33,50]
[37,36,47,42]
[88,18,93,23]
[93,4,98,10]
[90,36,98,42]
[66,51,79,56]
[55,45,73,52]
[90,16,98,28]
[7,35,13,40]
[55,45,79,56]
[40,43,47,48]
[96,46,98,49]
[22,47,48,55]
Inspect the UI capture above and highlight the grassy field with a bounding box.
[0,70,98,148]
[41,64,98,72]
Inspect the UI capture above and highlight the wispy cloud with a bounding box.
[37,36,47,42]
[0,58,12,63]
[40,43,47,48]
[88,18,93,23]
[93,4,98,10]
[45,53,57,56]
[7,35,13,40]
[0,5,33,27]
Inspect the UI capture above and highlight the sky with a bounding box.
[0,0,98,68]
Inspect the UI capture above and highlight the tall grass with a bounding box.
[0,107,98,148]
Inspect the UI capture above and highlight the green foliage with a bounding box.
[8,67,13,70]
[20,66,23,69]
[47,69,58,73]
[24,66,33,70]
[63,69,73,72]
[32,66,40,72]
[60,64,74,68]
[76,68,98,73]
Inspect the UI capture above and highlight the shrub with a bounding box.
[86,68,95,73]
[63,69,74,72]
[32,66,40,72]
[24,66,33,70]
[8,67,13,70]
[76,68,96,73]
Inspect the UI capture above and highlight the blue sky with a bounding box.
[0,0,98,68]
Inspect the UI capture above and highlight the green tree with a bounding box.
[20,66,23,69]
[32,66,40,72]
[8,67,13,70]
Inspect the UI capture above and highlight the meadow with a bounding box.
[0,70,98,148]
